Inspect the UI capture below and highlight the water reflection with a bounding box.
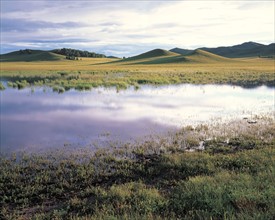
[0,84,274,153]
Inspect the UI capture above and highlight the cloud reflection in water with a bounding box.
[0,84,273,153]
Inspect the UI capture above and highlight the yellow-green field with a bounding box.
[0,52,274,90]
[1,52,275,219]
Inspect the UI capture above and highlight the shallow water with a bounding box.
[0,84,274,153]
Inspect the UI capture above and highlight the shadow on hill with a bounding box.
[88,58,123,65]
[184,49,233,63]
[89,55,189,65]
[125,55,189,65]
[0,50,65,62]
[72,48,235,66]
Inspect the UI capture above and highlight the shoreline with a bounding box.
[1,116,274,219]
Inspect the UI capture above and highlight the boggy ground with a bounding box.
[0,57,274,91]
[1,116,274,219]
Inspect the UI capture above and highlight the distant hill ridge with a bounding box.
[170,48,193,56]
[184,49,231,63]
[124,49,178,61]
[0,48,106,62]
[0,49,64,62]
[119,48,231,65]
[170,41,274,58]
[1,41,274,62]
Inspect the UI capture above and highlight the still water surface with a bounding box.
[0,84,274,153]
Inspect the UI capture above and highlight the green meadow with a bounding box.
[1,49,274,91]
[1,118,274,219]
[0,49,275,219]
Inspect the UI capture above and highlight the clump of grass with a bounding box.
[0,82,5,90]
[16,80,29,89]
[7,80,30,89]
[58,71,69,77]
[75,84,92,91]
[7,81,17,88]
[52,85,65,93]
[170,170,275,219]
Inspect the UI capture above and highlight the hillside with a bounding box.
[170,47,193,55]
[114,49,185,64]
[170,42,274,58]
[200,42,274,58]
[185,49,232,62]
[1,41,273,63]
[0,49,65,62]
[124,49,178,61]
[118,49,231,64]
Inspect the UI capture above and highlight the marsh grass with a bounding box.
[0,117,274,219]
[0,57,274,90]
[0,82,5,90]
[52,85,65,93]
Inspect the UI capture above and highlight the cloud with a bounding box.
[237,1,272,10]
[1,18,87,32]
[1,0,274,55]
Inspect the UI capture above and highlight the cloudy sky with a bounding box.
[1,0,274,56]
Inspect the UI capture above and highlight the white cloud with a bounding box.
[1,0,274,55]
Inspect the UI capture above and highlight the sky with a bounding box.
[0,0,274,57]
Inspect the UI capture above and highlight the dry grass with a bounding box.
[0,57,274,89]
[0,56,274,72]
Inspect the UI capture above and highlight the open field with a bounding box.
[1,1,274,219]
[1,49,274,219]
[1,117,274,219]
[0,55,274,90]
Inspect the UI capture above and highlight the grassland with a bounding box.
[0,51,274,91]
[0,50,64,62]
[1,50,274,219]
[1,117,274,219]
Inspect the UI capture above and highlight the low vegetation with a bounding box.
[1,56,274,90]
[0,46,274,219]
[52,48,106,58]
[1,117,274,219]
[1,47,274,89]
[0,82,5,90]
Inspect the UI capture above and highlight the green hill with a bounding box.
[170,47,193,55]
[125,49,179,61]
[132,55,187,64]
[124,49,231,64]
[0,49,65,62]
[170,42,275,58]
[117,48,231,65]
[185,49,232,63]
[200,42,274,58]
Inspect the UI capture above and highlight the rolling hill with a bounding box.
[170,42,275,58]
[0,49,65,62]
[1,41,273,63]
[125,49,178,61]
[120,48,230,64]
[115,49,182,64]
[200,42,275,58]
[169,47,193,56]
[184,49,232,63]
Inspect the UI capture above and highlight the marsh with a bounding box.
[0,83,273,153]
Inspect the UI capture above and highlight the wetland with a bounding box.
[0,55,274,219]
[1,83,273,154]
